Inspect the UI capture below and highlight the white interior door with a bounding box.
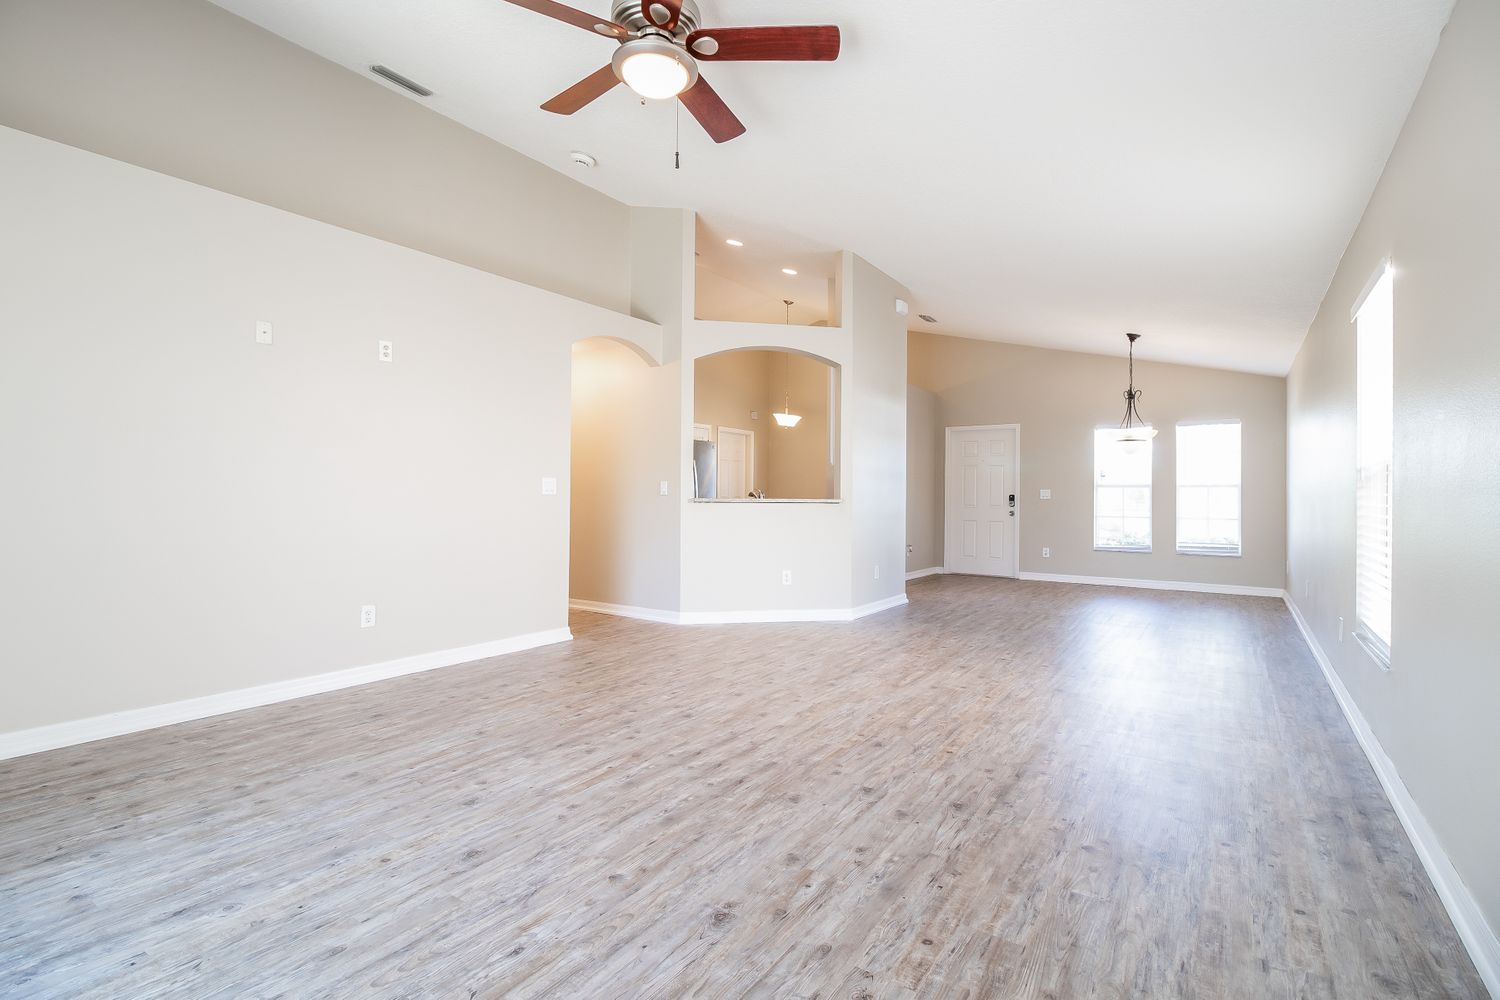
[718,427,752,499]
[946,426,1018,577]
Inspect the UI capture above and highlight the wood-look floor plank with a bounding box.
[0,577,1486,998]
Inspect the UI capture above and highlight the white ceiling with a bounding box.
[209,0,1452,375]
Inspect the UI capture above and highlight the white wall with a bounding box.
[0,127,656,737]
[1286,0,1500,979]
[0,0,632,312]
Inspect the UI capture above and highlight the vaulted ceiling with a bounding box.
[210,0,1452,374]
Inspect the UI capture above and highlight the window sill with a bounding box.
[1177,547,1242,558]
[1094,546,1151,554]
[1353,628,1392,671]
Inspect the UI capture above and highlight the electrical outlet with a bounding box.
[360,605,376,628]
[781,570,792,586]
[906,544,914,555]
[659,480,670,496]
[255,320,273,345]
[1042,547,1051,558]
[378,340,393,363]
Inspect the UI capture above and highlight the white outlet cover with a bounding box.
[378,340,393,362]
[1042,547,1051,558]
[360,604,376,628]
[781,570,792,585]
[541,477,558,496]
[255,320,273,345]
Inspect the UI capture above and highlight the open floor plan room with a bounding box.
[1,0,1496,996]
[1,581,1484,998]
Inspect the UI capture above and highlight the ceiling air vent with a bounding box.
[918,314,938,324]
[370,65,433,97]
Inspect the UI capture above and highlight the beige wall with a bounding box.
[570,340,681,612]
[692,351,773,495]
[0,127,657,737]
[1287,0,1500,957]
[906,386,942,573]
[0,0,631,312]
[910,332,1286,590]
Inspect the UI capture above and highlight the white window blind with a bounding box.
[1094,429,1152,551]
[1176,422,1241,556]
[1355,263,1394,663]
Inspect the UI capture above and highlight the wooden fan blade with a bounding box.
[678,75,745,143]
[541,65,620,114]
[686,25,840,62]
[641,0,681,32]
[499,0,628,38]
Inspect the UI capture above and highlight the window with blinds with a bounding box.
[1354,262,1394,666]
[1176,422,1241,556]
[1094,429,1152,551]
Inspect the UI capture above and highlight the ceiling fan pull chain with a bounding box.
[675,100,681,170]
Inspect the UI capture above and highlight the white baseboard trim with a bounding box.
[1284,595,1500,998]
[1018,571,1285,598]
[906,567,945,581]
[572,594,910,625]
[0,627,574,762]
[568,599,680,624]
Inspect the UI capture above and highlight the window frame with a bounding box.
[1352,260,1394,670]
[1092,428,1153,553]
[1174,420,1243,558]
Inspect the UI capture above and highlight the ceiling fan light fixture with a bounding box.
[612,36,698,100]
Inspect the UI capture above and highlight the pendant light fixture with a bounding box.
[1116,332,1156,451]
[773,299,802,428]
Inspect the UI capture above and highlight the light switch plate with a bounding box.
[541,477,558,496]
[255,320,273,345]
[659,481,670,496]
[1039,489,1052,500]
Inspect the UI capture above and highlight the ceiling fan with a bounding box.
[500,0,841,143]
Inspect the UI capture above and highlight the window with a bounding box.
[1176,422,1241,556]
[1094,429,1151,551]
[1354,261,1394,664]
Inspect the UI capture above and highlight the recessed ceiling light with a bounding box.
[782,268,798,276]
[725,239,744,247]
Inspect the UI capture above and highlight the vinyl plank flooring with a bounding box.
[0,577,1486,998]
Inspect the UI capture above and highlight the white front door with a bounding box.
[718,427,753,499]
[945,426,1018,577]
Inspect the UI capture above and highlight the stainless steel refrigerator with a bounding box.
[692,439,717,499]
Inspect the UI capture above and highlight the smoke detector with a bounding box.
[569,151,598,168]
